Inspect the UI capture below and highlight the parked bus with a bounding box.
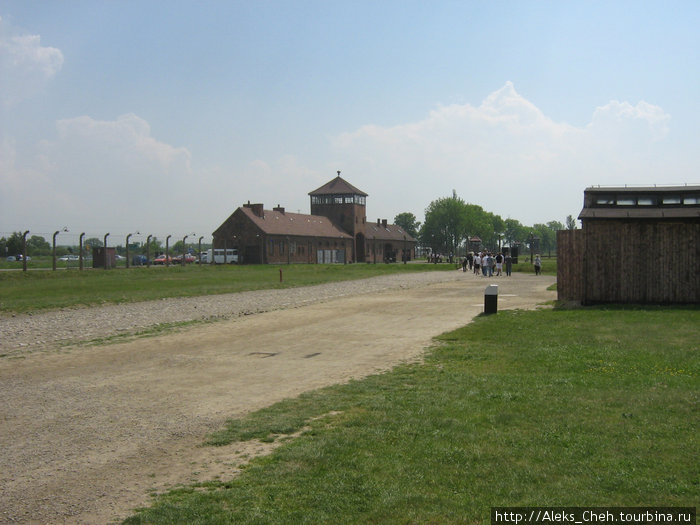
[202,248,239,264]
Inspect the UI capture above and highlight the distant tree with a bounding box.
[533,223,556,256]
[393,212,421,238]
[485,211,505,248]
[461,204,506,250]
[1,232,24,257]
[566,215,577,230]
[84,238,104,250]
[422,193,470,255]
[172,240,193,254]
[26,235,51,256]
[545,220,566,254]
[143,237,163,255]
[547,220,565,232]
[503,218,525,246]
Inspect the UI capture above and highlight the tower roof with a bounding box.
[308,173,368,197]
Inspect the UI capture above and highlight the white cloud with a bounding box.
[50,114,192,181]
[589,100,670,141]
[0,81,684,243]
[332,82,674,225]
[0,16,64,105]
[197,155,319,220]
[1,114,194,237]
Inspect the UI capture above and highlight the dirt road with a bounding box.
[0,272,555,524]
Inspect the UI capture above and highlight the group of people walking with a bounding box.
[462,251,513,277]
[432,250,544,276]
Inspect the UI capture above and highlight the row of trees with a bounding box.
[0,232,206,259]
[394,191,577,257]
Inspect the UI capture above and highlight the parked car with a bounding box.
[172,254,196,264]
[58,255,79,261]
[6,256,16,261]
[152,255,173,265]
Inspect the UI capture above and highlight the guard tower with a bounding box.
[309,172,368,262]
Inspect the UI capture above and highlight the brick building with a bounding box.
[213,173,417,264]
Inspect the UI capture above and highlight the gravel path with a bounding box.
[0,271,464,355]
[0,270,556,524]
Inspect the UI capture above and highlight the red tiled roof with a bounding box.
[308,175,368,197]
[366,222,417,242]
[239,207,353,239]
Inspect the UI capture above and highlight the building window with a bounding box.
[290,241,297,255]
[311,195,334,205]
[279,240,284,255]
[616,196,635,206]
[268,239,275,255]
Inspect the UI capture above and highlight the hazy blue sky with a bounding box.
[2,1,699,244]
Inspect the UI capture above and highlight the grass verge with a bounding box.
[124,306,698,524]
[0,263,453,314]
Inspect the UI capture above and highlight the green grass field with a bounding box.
[124,306,698,524]
[0,256,554,315]
[0,263,455,314]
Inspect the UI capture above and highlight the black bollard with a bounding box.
[484,284,498,314]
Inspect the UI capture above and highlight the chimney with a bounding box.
[382,219,388,228]
[249,203,264,217]
[273,204,285,214]
[377,219,381,226]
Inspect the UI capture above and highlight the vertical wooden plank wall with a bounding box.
[583,221,699,304]
[556,230,583,302]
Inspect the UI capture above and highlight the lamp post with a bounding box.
[103,233,110,270]
[403,235,407,264]
[22,230,29,272]
[125,232,139,269]
[79,233,85,270]
[146,235,152,268]
[198,236,204,265]
[52,227,68,271]
[528,232,534,264]
[166,235,171,266]
[182,235,189,266]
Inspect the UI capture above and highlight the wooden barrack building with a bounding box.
[558,185,700,305]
